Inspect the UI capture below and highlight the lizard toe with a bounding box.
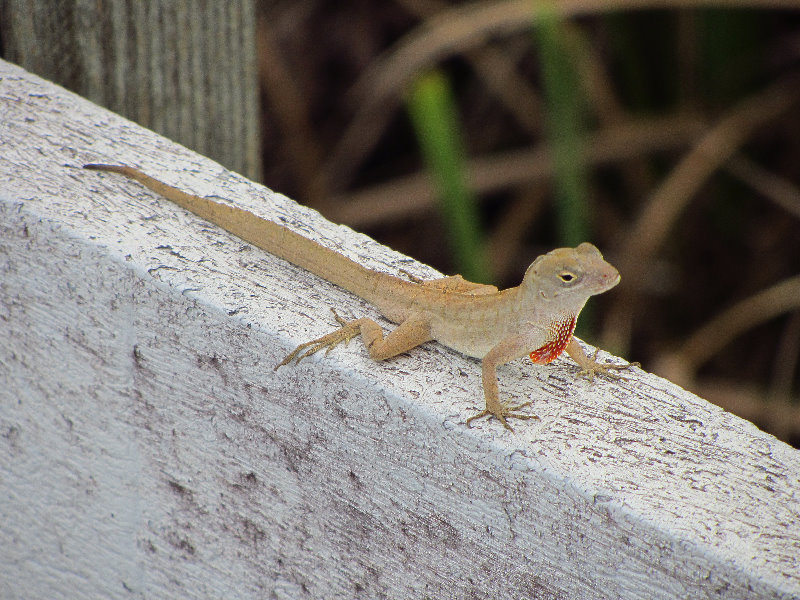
[466,401,539,431]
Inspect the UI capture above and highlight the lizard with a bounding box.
[83,163,634,430]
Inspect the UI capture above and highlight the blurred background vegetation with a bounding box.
[255,1,800,446]
[3,0,798,445]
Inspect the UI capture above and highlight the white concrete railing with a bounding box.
[1,59,798,599]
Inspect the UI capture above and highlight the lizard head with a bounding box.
[520,242,620,313]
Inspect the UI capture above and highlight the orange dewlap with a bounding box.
[529,315,577,364]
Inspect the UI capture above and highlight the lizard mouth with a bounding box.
[595,270,621,293]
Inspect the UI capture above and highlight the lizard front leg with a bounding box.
[466,336,540,431]
[275,310,433,369]
[565,337,638,381]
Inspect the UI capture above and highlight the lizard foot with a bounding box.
[576,348,640,382]
[275,309,360,370]
[466,401,539,432]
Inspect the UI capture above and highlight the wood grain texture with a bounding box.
[1,59,798,600]
[0,0,260,180]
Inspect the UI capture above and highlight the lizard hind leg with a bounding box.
[275,309,433,369]
[275,309,362,369]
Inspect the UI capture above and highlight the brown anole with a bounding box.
[84,164,634,430]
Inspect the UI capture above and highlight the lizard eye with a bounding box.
[558,271,577,283]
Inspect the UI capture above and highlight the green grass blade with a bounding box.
[535,13,589,247]
[407,70,491,284]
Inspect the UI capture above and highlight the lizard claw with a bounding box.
[466,400,539,431]
[275,309,361,370]
[575,348,639,382]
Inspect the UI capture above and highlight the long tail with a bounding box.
[83,164,394,302]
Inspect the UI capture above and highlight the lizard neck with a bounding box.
[528,313,577,364]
